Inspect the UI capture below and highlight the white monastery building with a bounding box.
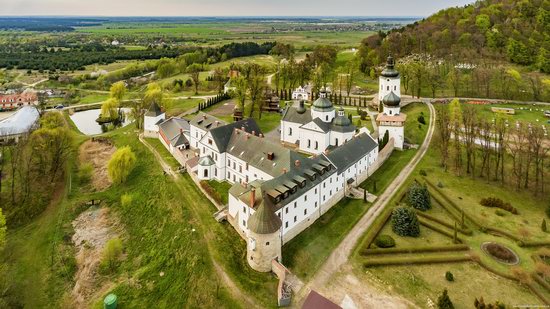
[146,55,405,273]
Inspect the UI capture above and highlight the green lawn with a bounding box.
[144,137,180,169]
[403,102,430,145]
[165,97,203,117]
[283,198,371,280]
[207,180,233,205]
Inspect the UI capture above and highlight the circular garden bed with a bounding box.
[481,242,520,265]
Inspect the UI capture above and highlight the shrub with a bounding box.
[437,181,444,188]
[543,219,547,232]
[445,271,454,282]
[437,289,454,309]
[418,114,426,125]
[391,207,420,237]
[120,194,133,208]
[100,238,123,272]
[78,163,93,185]
[419,169,427,176]
[374,235,396,248]
[480,197,518,214]
[407,182,431,211]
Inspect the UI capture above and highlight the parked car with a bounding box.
[54,105,64,110]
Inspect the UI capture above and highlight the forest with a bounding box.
[0,41,276,72]
[358,0,550,74]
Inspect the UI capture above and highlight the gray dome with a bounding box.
[381,55,399,78]
[198,155,215,166]
[333,107,351,127]
[382,91,401,107]
[312,92,334,112]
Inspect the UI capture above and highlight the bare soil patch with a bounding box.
[79,138,116,191]
[71,207,120,308]
[481,242,520,265]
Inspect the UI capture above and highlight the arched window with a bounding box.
[308,139,311,148]
[335,138,339,146]
[394,86,397,90]
[326,115,329,121]
[289,127,292,136]
[315,141,319,150]
[203,169,208,178]
[387,86,389,91]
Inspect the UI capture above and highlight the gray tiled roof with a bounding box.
[226,131,300,177]
[282,106,312,125]
[189,112,226,131]
[158,117,190,147]
[310,118,331,133]
[325,133,378,173]
[210,118,262,153]
[259,153,336,210]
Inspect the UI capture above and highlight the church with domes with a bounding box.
[280,90,356,154]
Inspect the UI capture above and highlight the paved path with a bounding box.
[295,101,436,305]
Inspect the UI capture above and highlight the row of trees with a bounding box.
[397,56,550,102]
[436,99,549,195]
[0,112,73,227]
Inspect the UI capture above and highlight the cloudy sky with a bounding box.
[2,0,475,16]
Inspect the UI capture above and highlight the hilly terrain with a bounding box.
[359,0,550,73]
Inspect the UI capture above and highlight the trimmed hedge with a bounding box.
[518,240,550,248]
[480,197,518,215]
[363,254,471,267]
[374,235,396,248]
[418,218,463,243]
[425,180,481,228]
[361,244,469,256]
[533,273,550,293]
[362,208,393,250]
[415,211,473,235]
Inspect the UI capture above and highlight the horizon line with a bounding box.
[0,15,425,18]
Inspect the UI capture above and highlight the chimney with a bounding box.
[295,160,301,167]
[250,188,256,208]
[267,152,274,160]
[252,130,256,136]
[180,128,183,134]
[282,168,287,174]
[215,121,220,126]
[203,115,207,119]
[259,133,264,138]
[241,126,245,131]
[246,133,250,140]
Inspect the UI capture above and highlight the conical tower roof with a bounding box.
[145,102,163,117]
[248,193,282,234]
[333,106,351,127]
[312,89,334,112]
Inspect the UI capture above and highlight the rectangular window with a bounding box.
[285,222,289,228]
[294,202,297,208]
[304,209,307,215]
[315,202,318,208]
[285,207,289,214]
[304,195,307,202]
[294,216,297,223]
[243,206,246,213]
[315,188,317,194]
[242,220,246,226]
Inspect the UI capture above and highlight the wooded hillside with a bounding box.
[359,0,550,73]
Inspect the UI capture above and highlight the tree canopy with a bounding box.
[107,146,137,184]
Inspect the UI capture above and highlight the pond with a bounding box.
[69,108,132,136]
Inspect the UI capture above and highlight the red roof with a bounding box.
[302,291,341,309]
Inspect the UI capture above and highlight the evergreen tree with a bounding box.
[437,289,454,309]
[542,218,547,232]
